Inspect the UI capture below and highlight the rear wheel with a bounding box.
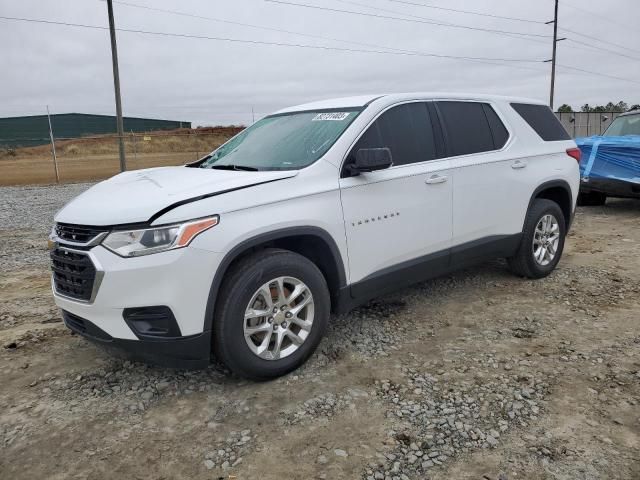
[212,248,330,380]
[577,191,606,206]
[508,199,566,279]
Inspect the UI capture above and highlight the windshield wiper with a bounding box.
[209,164,259,172]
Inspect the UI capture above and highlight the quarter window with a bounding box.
[510,103,571,141]
[436,101,500,156]
[347,102,437,169]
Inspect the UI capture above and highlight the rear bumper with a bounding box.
[580,177,640,199]
[62,310,211,369]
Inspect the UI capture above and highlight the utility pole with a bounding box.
[545,0,566,110]
[107,0,126,172]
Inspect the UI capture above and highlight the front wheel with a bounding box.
[508,199,566,279]
[212,248,330,380]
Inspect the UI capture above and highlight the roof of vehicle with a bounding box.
[617,108,640,117]
[274,92,547,114]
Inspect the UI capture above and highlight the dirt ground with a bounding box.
[0,127,240,186]
[0,152,203,185]
[0,195,639,480]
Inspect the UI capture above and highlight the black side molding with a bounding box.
[337,233,522,314]
[450,234,520,268]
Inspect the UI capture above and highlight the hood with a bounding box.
[55,166,298,226]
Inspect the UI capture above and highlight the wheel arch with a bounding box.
[527,180,574,231]
[203,227,347,333]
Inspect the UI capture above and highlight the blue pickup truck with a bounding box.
[576,109,640,205]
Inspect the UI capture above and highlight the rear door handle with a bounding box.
[425,174,448,185]
[511,160,527,169]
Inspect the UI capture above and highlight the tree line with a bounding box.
[557,101,640,113]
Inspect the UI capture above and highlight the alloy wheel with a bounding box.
[532,214,560,266]
[243,276,315,360]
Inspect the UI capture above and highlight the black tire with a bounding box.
[508,199,566,279]
[577,191,607,206]
[212,248,330,380]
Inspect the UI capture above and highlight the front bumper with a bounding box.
[62,310,210,368]
[52,244,223,367]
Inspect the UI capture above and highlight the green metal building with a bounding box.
[0,113,191,148]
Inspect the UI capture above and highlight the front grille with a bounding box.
[55,223,108,244]
[50,248,97,301]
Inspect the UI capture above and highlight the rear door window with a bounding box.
[346,102,438,171]
[436,101,497,156]
[510,103,571,141]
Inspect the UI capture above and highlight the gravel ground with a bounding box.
[0,183,639,479]
[0,183,93,269]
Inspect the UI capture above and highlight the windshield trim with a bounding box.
[266,106,364,119]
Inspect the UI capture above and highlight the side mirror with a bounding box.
[347,148,393,176]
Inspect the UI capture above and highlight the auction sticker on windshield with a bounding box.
[312,112,351,121]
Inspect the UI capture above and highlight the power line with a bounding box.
[265,0,552,40]
[565,38,640,62]
[112,0,550,67]
[332,0,551,48]
[111,0,468,58]
[559,26,640,56]
[112,1,566,79]
[336,0,640,62]
[556,63,640,86]
[0,15,542,63]
[559,0,636,30]
[116,0,604,80]
[274,0,640,67]
[2,13,639,87]
[384,0,546,24]
[112,0,396,53]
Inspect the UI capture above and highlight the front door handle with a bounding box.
[425,174,448,185]
[511,160,527,169]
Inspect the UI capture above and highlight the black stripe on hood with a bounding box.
[148,177,286,224]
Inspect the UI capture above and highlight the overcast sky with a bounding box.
[1,0,639,126]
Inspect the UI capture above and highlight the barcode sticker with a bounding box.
[312,112,350,121]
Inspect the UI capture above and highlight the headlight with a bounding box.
[102,216,218,257]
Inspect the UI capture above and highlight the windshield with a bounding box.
[603,114,640,136]
[199,109,361,171]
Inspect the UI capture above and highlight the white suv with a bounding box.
[50,93,580,379]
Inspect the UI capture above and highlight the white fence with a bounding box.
[555,111,623,138]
